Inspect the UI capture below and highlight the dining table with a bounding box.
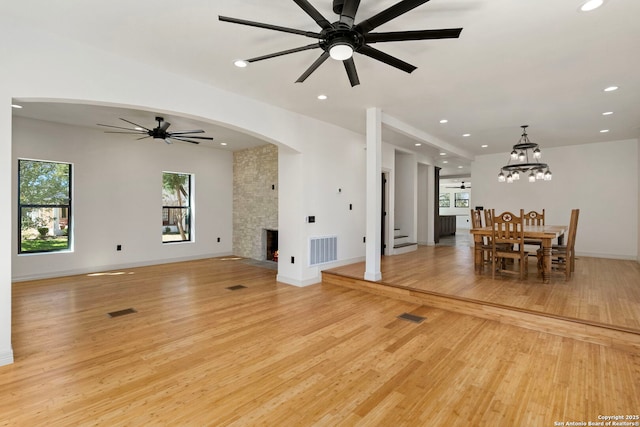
[469,224,567,284]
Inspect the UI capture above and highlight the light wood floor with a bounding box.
[3,257,640,425]
[327,245,640,332]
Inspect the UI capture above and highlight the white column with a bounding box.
[365,108,382,281]
[0,98,14,366]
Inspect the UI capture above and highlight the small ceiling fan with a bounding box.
[219,0,463,87]
[97,116,214,145]
[446,181,471,189]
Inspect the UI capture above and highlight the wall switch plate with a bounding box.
[307,216,315,223]
[291,256,295,264]
[116,244,122,251]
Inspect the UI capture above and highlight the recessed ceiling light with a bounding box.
[458,166,463,169]
[234,59,249,68]
[602,111,613,115]
[462,133,470,137]
[439,119,448,124]
[220,142,228,146]
[440,152,447,156]
[580,0,604,12]
[134,127,144,131]
[442,160,449,164]
[481,144,488,148]
[415,143,422,147]
[11,104,23,109]
[604,86,618,92]
[599,129,609,133]
[317,94,328,100]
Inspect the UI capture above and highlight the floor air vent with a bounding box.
[309,235,337,266]
[398,313,426,323]
[108,308,137,318]
[226,285,247,291]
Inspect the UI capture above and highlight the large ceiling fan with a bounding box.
[219,0,462,87]
[97,116,213,145]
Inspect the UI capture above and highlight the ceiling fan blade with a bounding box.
[119,118,151,131]
[169,135,214,140]
[292,0,332,29]
[219,16,322,38]
[365,28,463,43]
[358,44,416,73]
[103,131,148,134]
[136,136,152,140]
[164,138,173,144]
[97,123,146,132]
[159,121,171,132]
[295,51,330,83]
[169,136,201,145]
[247,43,320,63]
[340,0,361,26]
[343,57,360,87]
[167,129,205,135]
[356,0,431,34]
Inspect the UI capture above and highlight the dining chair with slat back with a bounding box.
[537,209,579,281]
[470,209,493,273]
[491,209,529,280]
[523,209,545,250]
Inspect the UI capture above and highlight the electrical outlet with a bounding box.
[217,237,221,242]
[117,244,122,251]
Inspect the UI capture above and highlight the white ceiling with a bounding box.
[7,0,640,177]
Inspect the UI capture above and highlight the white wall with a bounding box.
[417,164,429,244]
[12,117,234,280]
[471,139,639,259]
[394,151,416,240]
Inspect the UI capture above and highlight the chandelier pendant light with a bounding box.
[498,125,552,183]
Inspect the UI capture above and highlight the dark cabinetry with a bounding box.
[439,215,456,237]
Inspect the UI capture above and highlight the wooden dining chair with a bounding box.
[470,209,493,273]
[523,209,545,250]
[537,209,579,281]
[491,209,529,280]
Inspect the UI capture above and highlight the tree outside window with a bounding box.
[19,159,72,253]
[454,192,469,208]
[162,172,192,243]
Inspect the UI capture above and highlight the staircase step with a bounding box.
[393,242,417,248]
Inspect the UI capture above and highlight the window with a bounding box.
[162,172,192,243]
[439,193,451,207]
[18,159,72,253]
[454,192,469,208]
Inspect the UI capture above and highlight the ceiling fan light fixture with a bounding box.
[329,43,354,61]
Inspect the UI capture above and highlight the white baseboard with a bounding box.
[12,252,234,282]
[575,251,637,261]
[276,274,319,287]
[0,348,14,367]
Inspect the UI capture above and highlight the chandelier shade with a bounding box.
[498,126,552,183]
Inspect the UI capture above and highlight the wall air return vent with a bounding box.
[309,235,337,266]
